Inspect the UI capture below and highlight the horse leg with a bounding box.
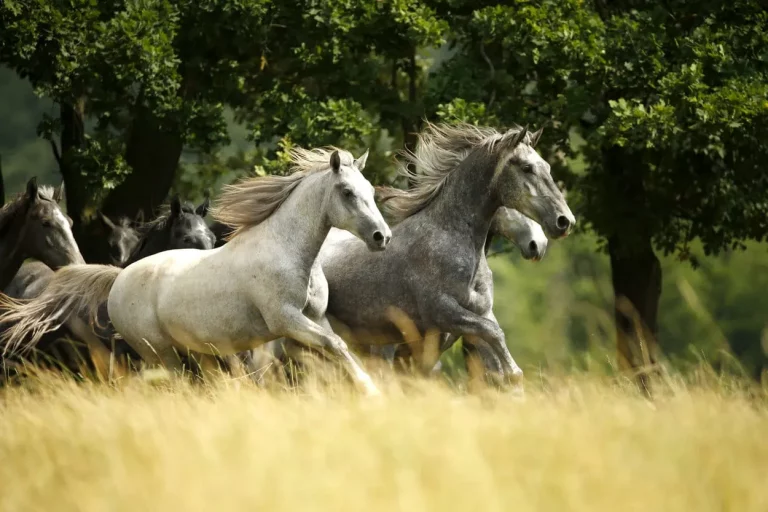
[424,294,523,386]
[463,336,505,388]
[482,309,523,382]
[271,311,380,396]
[122,335,184,375]
[438,332,505,383]
[68,316,112,382]
[195,354,223,381]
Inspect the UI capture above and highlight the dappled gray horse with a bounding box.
[313,123,574,386]
[0,148,390,395]
[0,178,83,290]
[380,207,549,380]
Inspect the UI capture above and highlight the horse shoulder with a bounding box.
[411,229,477,282]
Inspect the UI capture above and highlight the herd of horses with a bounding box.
[0,123,575,395]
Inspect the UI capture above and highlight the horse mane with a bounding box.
[135,201,194,238]
[377,122,533,223]
[211,147,354,239]
[0,185,57,236]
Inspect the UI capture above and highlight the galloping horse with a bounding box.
[314,123,574,386]
[385,207,550,380]
[0,148,390,395]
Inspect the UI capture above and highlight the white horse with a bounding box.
[0,148,390,395]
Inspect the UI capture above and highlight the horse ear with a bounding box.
[354,149,369,171]
[99,212,116,230]
[134,210,145,225]
[26,177,39,202]
[53,181,65,203]
[196,195,210,218]
[330,150,341,173]
[170,195,182,217]
[529,128,544,148]
[507,125,529,149]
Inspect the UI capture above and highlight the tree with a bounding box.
[1,0,219,256]
[1,0,448,256]
[428,0,768,386]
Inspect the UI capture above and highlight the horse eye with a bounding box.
[41,220,53,228]
[522,164,535,174]
[342,189,355,199]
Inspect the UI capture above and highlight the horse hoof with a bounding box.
[509,367,524,384]
[506,368,525,397]
[361,379,382,398]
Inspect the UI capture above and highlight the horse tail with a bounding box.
[0,265,121,356]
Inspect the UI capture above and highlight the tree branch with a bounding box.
[49,138,62,166]
[479,42,496,109]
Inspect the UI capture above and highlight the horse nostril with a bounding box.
[556,215,571,231]
[373,231,384,243]
[385,235,392,245]
[528,241,538,254]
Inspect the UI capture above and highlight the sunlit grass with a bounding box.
[0,370,766,512]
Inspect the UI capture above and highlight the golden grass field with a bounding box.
[0,370,767,512]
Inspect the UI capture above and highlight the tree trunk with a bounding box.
[101,105,183,220]
[0,154,5,207]
[609,233,662,393]
[601,141,662,393]
[57,100,183,261]
[58,100,88,224]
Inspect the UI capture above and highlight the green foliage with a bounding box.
[430,0,768,259]
[435,98,498,126]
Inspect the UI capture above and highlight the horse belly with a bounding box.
[159,291,273,356]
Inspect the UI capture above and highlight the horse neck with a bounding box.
[0,215,29,289]
[422,150,502,255]
[240,172,332,269]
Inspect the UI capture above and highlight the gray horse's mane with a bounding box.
[0,185,57,234]
[378,122,532,223]
[212,147,354,239]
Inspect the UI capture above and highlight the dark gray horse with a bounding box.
[0,196,215,379]
[314,123,574,387]
[98,213,142,267]
[0,178,84,290]
[123,196,214,265]
[381,207,550,382]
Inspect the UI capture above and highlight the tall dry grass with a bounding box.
[0,371,766,512]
